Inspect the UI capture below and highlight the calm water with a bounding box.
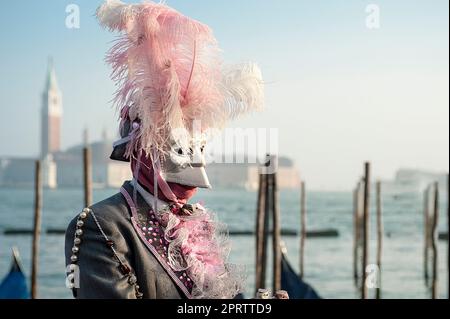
[0,186,448,299]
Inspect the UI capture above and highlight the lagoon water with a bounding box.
[0,186,448,299]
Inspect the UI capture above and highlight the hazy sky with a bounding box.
[0,0,448,190]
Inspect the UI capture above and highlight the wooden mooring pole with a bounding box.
[255,173,267,293]
[31,160,43,299]
[424,186,430,286]
[272,171,282,293]
[300,181,306,278]
[376,181,383,299]
[447,175,449,299]
[83,147,93,208]
[353,186,359,285]
[353,180,364,287]
[261,173,271,289]
[431,182,439,299]
[362,162,371,299]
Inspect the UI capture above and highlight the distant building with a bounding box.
[53,138,131,188]
[207,156,301,190]
[42,154,58,189]
[0,158,35,187]
[382,169,448,195]
[41,58,62,158]
[0,59,64,189]
[39,59,62,188]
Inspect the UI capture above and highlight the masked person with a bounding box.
[65,0,264,299]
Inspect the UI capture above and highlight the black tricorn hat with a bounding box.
[110,118,132,163]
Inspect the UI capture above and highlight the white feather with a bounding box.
[222,62,264,120]
[96,0,135,32]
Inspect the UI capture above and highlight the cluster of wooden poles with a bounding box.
[254,160,379,298]
[255,163,282,294]
[254,156,308,295]
[353,162,449,299]
[30,147,93,299]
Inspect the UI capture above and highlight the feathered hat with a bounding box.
[97,0,264,160]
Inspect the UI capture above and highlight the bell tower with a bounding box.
[41,58,63,158]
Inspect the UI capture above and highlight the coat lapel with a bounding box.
[121,182,194,299]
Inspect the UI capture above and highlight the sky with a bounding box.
[0,0,448,191]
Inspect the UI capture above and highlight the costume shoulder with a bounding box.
[65,192,129,247]
[88,191,130,224]
[64,191,142,299]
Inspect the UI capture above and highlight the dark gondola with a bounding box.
[281,252,321,299]
[0,247,30,299]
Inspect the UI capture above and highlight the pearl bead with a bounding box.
[82,208,91,214]
[71,255,78,262]
[68,264,77,272]
[74,238,81,245]
[75,229,83,236]
[72,246,79,254]
[77,220,84,227]
[79,212,87,219]
[67,273,75,282]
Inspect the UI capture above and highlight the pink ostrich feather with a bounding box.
[97,0,264,158]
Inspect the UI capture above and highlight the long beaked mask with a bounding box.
[100,0,264,189]
[111,114,211,189]
[161,133,211,189]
